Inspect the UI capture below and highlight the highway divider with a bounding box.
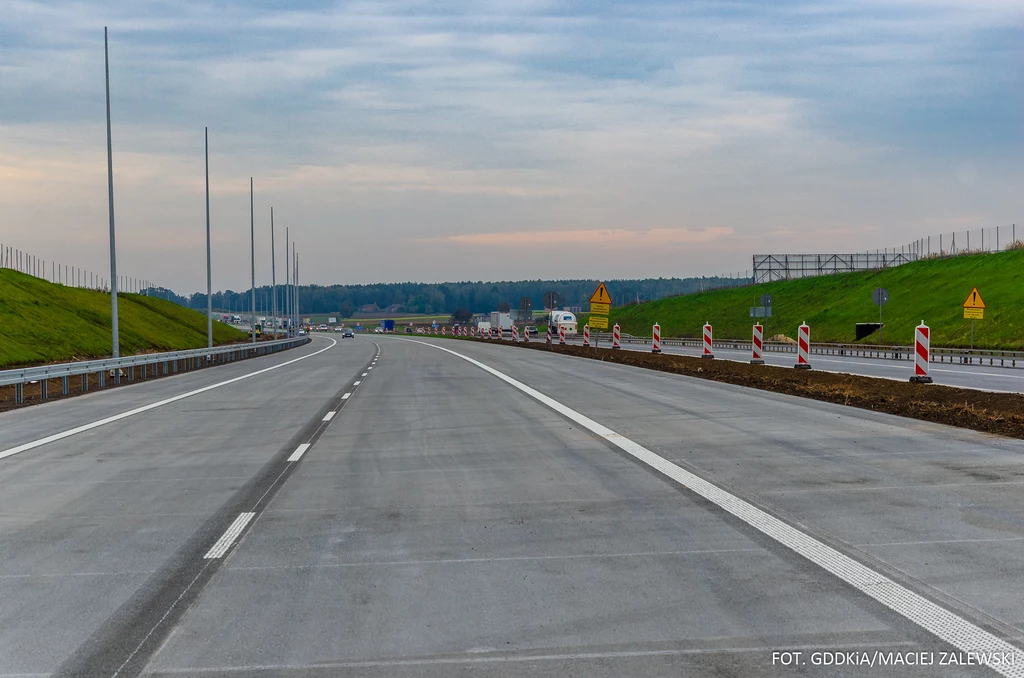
[459,337,1024,440]
[0,336,311,407]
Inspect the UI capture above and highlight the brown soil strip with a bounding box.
[462,338,1024,439]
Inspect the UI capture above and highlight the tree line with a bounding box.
[159,276,751,318]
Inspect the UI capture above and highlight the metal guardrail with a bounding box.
[0,336,311,404]
[589,334,1022,368]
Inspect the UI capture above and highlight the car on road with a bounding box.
[342,328,354,338]
[525,325,538,335]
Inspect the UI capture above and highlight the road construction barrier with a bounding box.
[559,325,566,345]
[751,324,764,364]
[546,326,552,344]
[442,327,447,336]
[795,322,811,369]
[702,323,714,359]
[652,323,661,353]
[613,324,621,349]
[469,327,475,337]
[583,324,590,347]
[512,325,519,342]
[911,321,933,383]
[524,326,530,342]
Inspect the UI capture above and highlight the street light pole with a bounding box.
[250,177,256,345]
[205,127,212,348]
[104,27,120,359]
[271,208,278,339]
[285,227,290,335]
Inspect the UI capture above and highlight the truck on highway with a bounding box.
[380,319,396,333]
[549,310,578,336]
[489,312,513,332]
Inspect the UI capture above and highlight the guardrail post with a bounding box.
[62,376,69,395]
[81,373,88,392]
[99,370,105,388]
[15,382,23,404]
[40,379,48,399]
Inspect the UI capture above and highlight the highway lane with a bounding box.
[542,335,1024,392]
[0,335,376,677]
[137,337,1019,677]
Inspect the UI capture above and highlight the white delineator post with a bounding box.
[613,323,621,349]
[583,324,590,347]
[751,324,765,365]
[795,322,811,369]
[559,324,566,345]
[910,321,933,383]
[652,323,661,354]
[702,322,714,359]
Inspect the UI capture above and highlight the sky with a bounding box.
[1,0,1022,294]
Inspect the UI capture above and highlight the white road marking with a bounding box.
[362,372,368,376]
[322,411,336,422]
[341,393,351,400]
[412,339,1024,677]
[204,513,256,559]
[287,443,311,462]
[368,366,373,370]
[353,380,361,385]
[0,338,339,461]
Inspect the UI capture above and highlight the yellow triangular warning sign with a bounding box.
[589,282,611,304]
[963,287,986,309]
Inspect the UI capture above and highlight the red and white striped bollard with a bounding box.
[652,323,661,353]
[794,322,811,369]
[612,323,621,349]
[910,321,933,383]
[751,324,764,365]
[512,325,519,342]
[702,322,714,359]
[559,324,566,345]
[524,326,530,342]
[583,324,590,347]
[546,326,552,344]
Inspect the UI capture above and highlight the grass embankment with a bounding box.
[610,250,1024,348]
[0,269,246,368]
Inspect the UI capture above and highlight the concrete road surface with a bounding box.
[0,334,1022,677]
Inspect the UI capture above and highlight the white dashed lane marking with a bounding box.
[204,513,256,559]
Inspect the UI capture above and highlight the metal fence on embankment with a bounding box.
[0,336,311,404]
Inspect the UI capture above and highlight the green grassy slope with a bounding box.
[610,250,1024,349]
[0,269,247,368]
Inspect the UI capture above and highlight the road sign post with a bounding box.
[872,288,889,342]
[588,282,611,347]
[963,288,985,349]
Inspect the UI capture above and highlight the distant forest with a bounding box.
[149,276,751,317]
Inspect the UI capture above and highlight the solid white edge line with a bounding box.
[287,443,311,462]
[341,393,351,400]
[1,338,339,461]
[323,411,336,422]
[204,512,256,559]
[408,339,1024,677]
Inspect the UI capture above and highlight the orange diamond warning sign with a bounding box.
[589,282,611,305]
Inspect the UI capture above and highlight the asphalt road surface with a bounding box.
[550,334,1024,393]
[1,334,1022,677]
